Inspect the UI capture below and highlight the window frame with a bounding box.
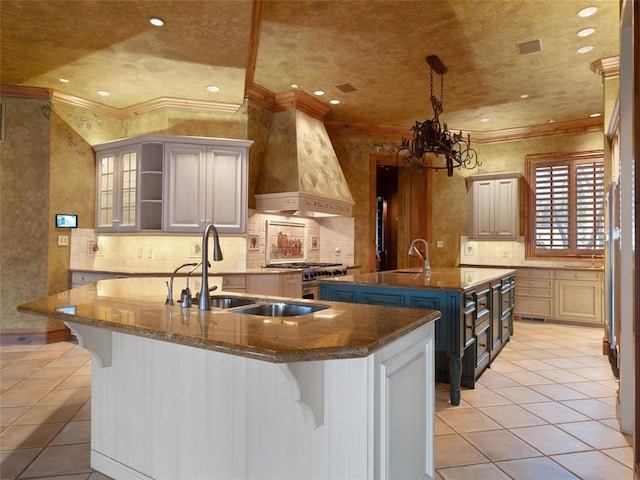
[525,150,605,259]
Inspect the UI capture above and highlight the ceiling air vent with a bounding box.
[335,83,357,93]
[517,39,543,55]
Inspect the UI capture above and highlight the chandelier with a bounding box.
[397,55,480,176]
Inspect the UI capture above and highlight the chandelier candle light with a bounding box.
[397,55,480,176]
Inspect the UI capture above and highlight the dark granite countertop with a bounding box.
[18,278,440,364]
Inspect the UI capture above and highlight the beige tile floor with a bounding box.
[0,320,634,479]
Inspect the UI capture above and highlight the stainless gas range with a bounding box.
[263,262,348,299]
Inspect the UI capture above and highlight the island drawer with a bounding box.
[475,284,490,310]
[475,322,491,374]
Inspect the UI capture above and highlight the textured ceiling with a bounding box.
[0,0,620,132]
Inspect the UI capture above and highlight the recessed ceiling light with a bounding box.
[520,94,529,99]
[480,117,490,123]
[58,78,70,83]
[313,90,325,96]
[149,17,164,27]
[96,90,111,96]
[329,99,340,105]
[548,119,557,123]
[290,84,299,89]
[577,45,594,54]
[577,27,595,37]
[206,85,220,93]
[577,6,597,18]
[590,112,602,118]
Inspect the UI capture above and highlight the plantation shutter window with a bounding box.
[526,151,604,258]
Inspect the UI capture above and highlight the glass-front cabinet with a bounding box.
[95,144,141,232]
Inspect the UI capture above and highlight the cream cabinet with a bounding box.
[555,270,604,324]
[221,274,247,293]
[94,135,251,234]
[95,140,165,233]
[515,268,603,325]
[246,273,303,298]
[164,140,249,234]
[514,269,554,320]
[221,273,303,298]
[467,173,521,240]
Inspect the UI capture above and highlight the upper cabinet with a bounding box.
[94,135,251,234]
[466,173,521,240]
[95,141,163,232]
[164,142,248,234]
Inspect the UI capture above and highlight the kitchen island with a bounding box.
[319,267,516,405]
[18,277,440,480]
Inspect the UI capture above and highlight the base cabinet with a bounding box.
[68,321,435,480]
[515,268,603,325]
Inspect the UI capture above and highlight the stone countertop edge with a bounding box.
[69,267,308,276]
[319,267,516,292]
[17,278,440,364]
[459,263,604,272]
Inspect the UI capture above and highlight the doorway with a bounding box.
[376,164,398,271]
[374,157,430,271]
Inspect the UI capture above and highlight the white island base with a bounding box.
[67,322,435,480]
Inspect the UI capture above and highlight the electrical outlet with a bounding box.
[436,240,444,248]
[190,242,201,258]
[465,244,476,256]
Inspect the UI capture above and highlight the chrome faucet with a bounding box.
[408,238,430,275]
[198,223,224,311]
[166,262,198,305]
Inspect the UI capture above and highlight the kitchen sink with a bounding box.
[200,296,258,309]
[232,302,329,317]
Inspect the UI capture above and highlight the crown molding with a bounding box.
[273,90,330,121]
[3,84,604,143]
[0,84,53,99]
[120,97,241,117]
[326,117,603,144]
[1,84,242,119]
[245,83,275,111]
[474,117,603,144]
[591,56,620,79]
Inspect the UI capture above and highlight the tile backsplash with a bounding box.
[459,236,603,269]
[70,212,356,272]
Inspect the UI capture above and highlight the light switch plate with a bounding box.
[57,235,69,246]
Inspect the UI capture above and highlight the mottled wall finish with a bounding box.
[53,102,247,146]
[47,111,96,294]
[122,106,248,140]
[246,103,273,210]
[330,135,374,272]
[0,97,53,330]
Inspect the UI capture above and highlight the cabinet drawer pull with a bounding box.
[479,342,486,348]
